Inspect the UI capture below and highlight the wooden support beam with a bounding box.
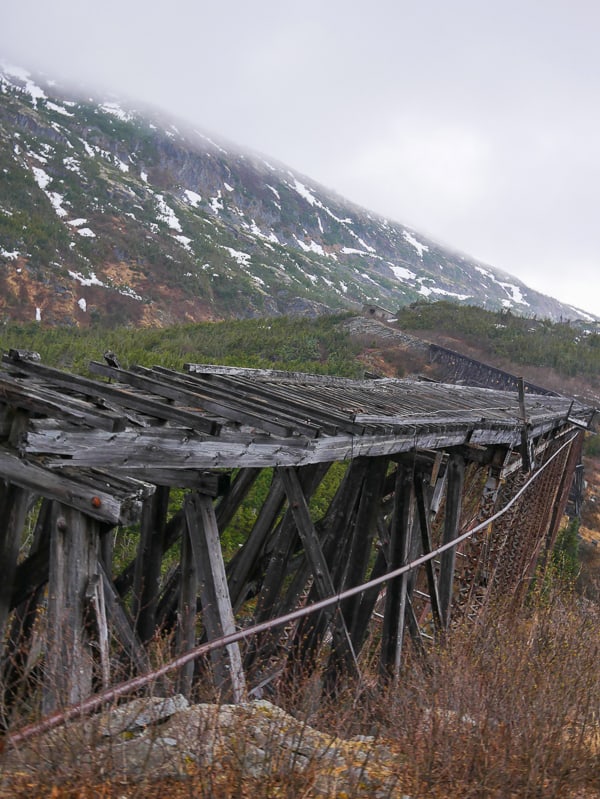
[0,447,150,525]
[287,461,370,663]
[279,467,359,678]
[216,468,261,531]
[184,493,246,703]
[177,515,198,698]
[43,504,100,714]
[132,486,170,644]
[227,471,286,612]
[380,462,416,682]
[414,475,443,633]
[438,453,466,629]
[98,562,150,675]
[340,457,389,647]
[1,498,50,728]
[0,481,31,648]
[252,465,325,625]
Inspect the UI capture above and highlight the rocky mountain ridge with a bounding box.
[1,63,595,327]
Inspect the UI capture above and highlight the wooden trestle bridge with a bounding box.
[0,349,596,723]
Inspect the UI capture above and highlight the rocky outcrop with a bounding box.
[3,696,410,797]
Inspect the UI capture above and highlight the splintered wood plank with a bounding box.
[184,493,246,703]
[146,366,327,437]
[99,562,150,674]
[0,373,125,432]
[177,517,198,698]
[227,471,286,612]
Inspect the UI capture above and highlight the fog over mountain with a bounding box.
[0,65,596,327]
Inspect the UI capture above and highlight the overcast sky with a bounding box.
[2,0,600,316]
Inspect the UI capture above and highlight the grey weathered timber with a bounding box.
[0,448,150,525]
[279,467,359,677]
[438,454,466,629]
[132,486,170,644]
[0,372,125,432]
[43,504,100,714]
[0,350,594,712]
[414,475,443,632]
[0,481,31,649]
[340,457,389,647]
[90,361,317,438]
[227,471,286,612]
[177,518,198,697]
[98,563,150,675]
[147,365,330,437]
[380,462,416,681]
[4,354,221,435]
[184,493,246,703]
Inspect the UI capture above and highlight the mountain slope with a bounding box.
[0,64,595,326]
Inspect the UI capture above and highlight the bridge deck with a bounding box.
[0,350,596,721]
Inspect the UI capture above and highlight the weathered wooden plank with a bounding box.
[414,475,443,633]
[279,467,359,677]
[185,363,380,386]
[10,500,52,610]
[174,370,368,435]
[43,504,99,714]
[0,481,32,651]
[438,453,466,629]
[177,517,198,697]
[380,462,416,682]
[0,373,125,431]
[227,471,286,612]
[85,574,110,689]
[147,366,330,437]
[99,562,150,675]
[3,355,221,435]
[0,448,149,525]
[184,493,246,702]
[132,486,170,644]
[89,361,316,439]
[339,457,389,646]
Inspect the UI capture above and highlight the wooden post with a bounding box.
[43,504,100,714]
[132,485,170,643]
[177,516,198,697]
[0,481,31,648]
[414,474,443,633]
[184,492,246,703]
[341,457,389,647]
[280,467,359,678]
[380,462,415,682]
[438,453,465,629]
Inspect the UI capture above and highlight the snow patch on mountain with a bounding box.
[155,194,182,232]
[389,264,417,282]
[402,230,429,258]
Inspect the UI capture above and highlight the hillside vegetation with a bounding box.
[2,305,600,798]
[397,301,600,382]
[3,302,600,387]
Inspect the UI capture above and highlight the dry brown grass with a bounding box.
[3,584,598,799]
